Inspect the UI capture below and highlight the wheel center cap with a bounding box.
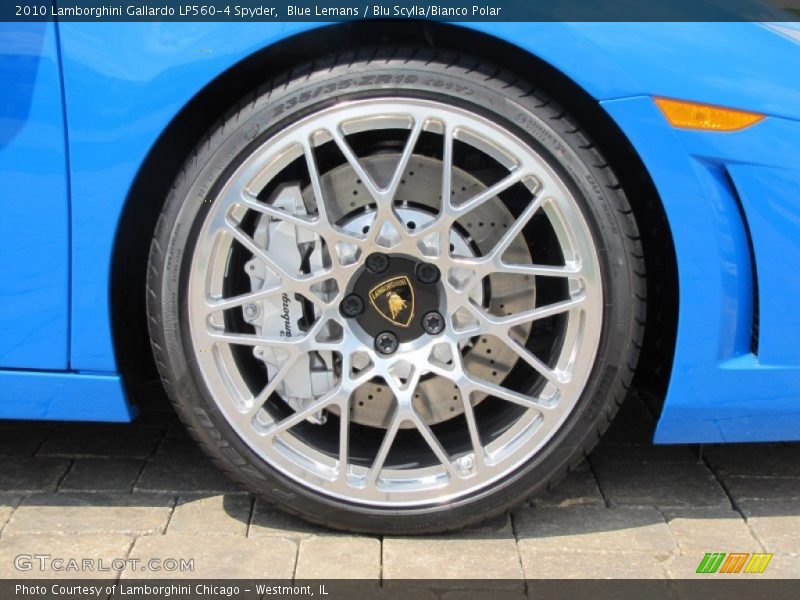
[369,275,415,328]
[350,254,441,344]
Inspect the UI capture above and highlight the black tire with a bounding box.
[146,47,646,534]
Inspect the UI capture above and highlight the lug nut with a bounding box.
[375,331,399,355]
[422,311,445,335]
[365,252,390,274]
[340,294,364,318]
[456,454,475,474]
[415,262,440,284]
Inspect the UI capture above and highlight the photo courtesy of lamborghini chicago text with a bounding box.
[1,0,799,597]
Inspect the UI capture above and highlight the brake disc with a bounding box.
[249,154,535,428]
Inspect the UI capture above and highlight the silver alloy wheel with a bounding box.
[187,98,603,507]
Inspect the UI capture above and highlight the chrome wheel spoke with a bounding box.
[460,398,486,468]
[367,414,402,486]
[225,219,298,282]
[239,190,318,228]
[412,415,460,480]
[302,140,367,254]
[503,334,564,386]
[495,262,582,278]
[468,375,556,412]
[450,170,526,218]
[264,389,341,439]
[206,330,300,348]
[205,285,283,314]
[245,354,299,418]
[331,119,423,208]
[484,293,586,330]
[337,402,350,482]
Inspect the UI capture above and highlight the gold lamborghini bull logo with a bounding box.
[387,292,407,320]
[369,276,414,327]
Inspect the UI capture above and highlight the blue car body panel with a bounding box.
[2,21,800,442]
[0,370,132,422]
[602,98,800,443]
[0,22,70,370]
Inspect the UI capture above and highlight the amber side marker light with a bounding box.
[654,97,765,132]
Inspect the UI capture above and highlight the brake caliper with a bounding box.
[244,184,335,424]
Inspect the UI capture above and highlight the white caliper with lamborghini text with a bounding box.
[243,184,335,424]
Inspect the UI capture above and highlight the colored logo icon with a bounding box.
[696,552,773,574]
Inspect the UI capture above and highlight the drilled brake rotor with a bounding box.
[305,154,536,428]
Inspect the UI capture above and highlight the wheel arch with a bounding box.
[110,21,678,411]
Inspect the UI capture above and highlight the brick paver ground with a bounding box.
[0,388,798,583]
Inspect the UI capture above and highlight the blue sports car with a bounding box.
[2,17,800,533]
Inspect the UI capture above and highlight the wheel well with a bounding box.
[111,21,678,411]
